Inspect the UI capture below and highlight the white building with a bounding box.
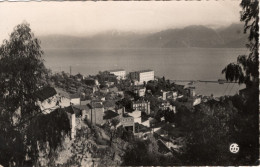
[35,87,70,114]
[70,94,81,105]
[130,70,154,85]
[128,110,142,124]
[109,69,126,80]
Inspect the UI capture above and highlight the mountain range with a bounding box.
[40,23,248,49]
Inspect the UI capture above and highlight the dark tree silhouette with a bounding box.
[0,22,69,166]
[0,22,49,166]
[222,0,259,87]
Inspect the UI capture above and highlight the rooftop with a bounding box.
[103,100,116,108]
[103,110,119,120]
[109,69,125,73]
[132,69,153,73]
[74,105,91,111]
[34,86,57,102]
[64,106,81,116]
[91,102,104,109]
[55,87,70,99]
[70,93,80,99]
[135,123,151,133]
[157,139,172,154]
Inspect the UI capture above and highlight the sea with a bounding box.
[43,47,247,97]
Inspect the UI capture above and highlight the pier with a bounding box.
[170,80,238,84]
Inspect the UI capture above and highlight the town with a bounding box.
[33,68,219,165]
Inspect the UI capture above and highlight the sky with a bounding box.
[0,1,242,41]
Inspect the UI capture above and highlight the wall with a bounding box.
[71,98,80,105]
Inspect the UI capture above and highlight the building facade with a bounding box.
[87,102,105,125]
[109,69,126,80]
[129,70,154,85]
[132,100,151,115]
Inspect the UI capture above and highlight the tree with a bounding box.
[222,0,258,87]
[0,22,68,166]
[107,118,120,146]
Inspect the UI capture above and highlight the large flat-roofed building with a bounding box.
[109,69,126,80]
[130,70,154,85]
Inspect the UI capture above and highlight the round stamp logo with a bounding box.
[229,143,239,154]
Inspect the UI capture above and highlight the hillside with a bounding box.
[40,23,247,49]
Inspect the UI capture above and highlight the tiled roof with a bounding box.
[74,105,91,111]
[134,123,151,133]
[70,93,80,99]
[55,87,70,99]
[157,139,171,154]
[141,113,150,122]
[103,110,119,120]
[103,100,116,108]
[92,102,104,108]
[64,106,81,116]
[34,86,57,102]
[122,113,133,118]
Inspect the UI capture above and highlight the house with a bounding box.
[75,73,85,82]
[108,69,126,80]
[74,104,91,120]
[55,88,71,106]
[35,86,71,114]
[120,114,135,133]
[129,70,154,85]
[162,91,167,100]
[70,94,81,105]
[86,102,105,125]
[159,101,176,113]
[84,78,99,86]
[128,110,142,124]
[185,86,196,97]
[132,100,151,115]
[103,110,119,123]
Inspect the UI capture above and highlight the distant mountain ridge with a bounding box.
[40,23,248,49]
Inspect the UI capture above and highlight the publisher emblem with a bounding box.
[229,143,239,153]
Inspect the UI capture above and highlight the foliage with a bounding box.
[26,108,71,163]
[122,137,160,166]
[181,95,259,165]
[146,77,172,95]
[116,98,132,112]
[173,105,191,128]
[0,22,69,166]
[122,136,178,166]
[154,109,175,123]
[0,22,47,166]
[222,0,259,87]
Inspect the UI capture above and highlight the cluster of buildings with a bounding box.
[105,69,155,85]
[35,68,199,156]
